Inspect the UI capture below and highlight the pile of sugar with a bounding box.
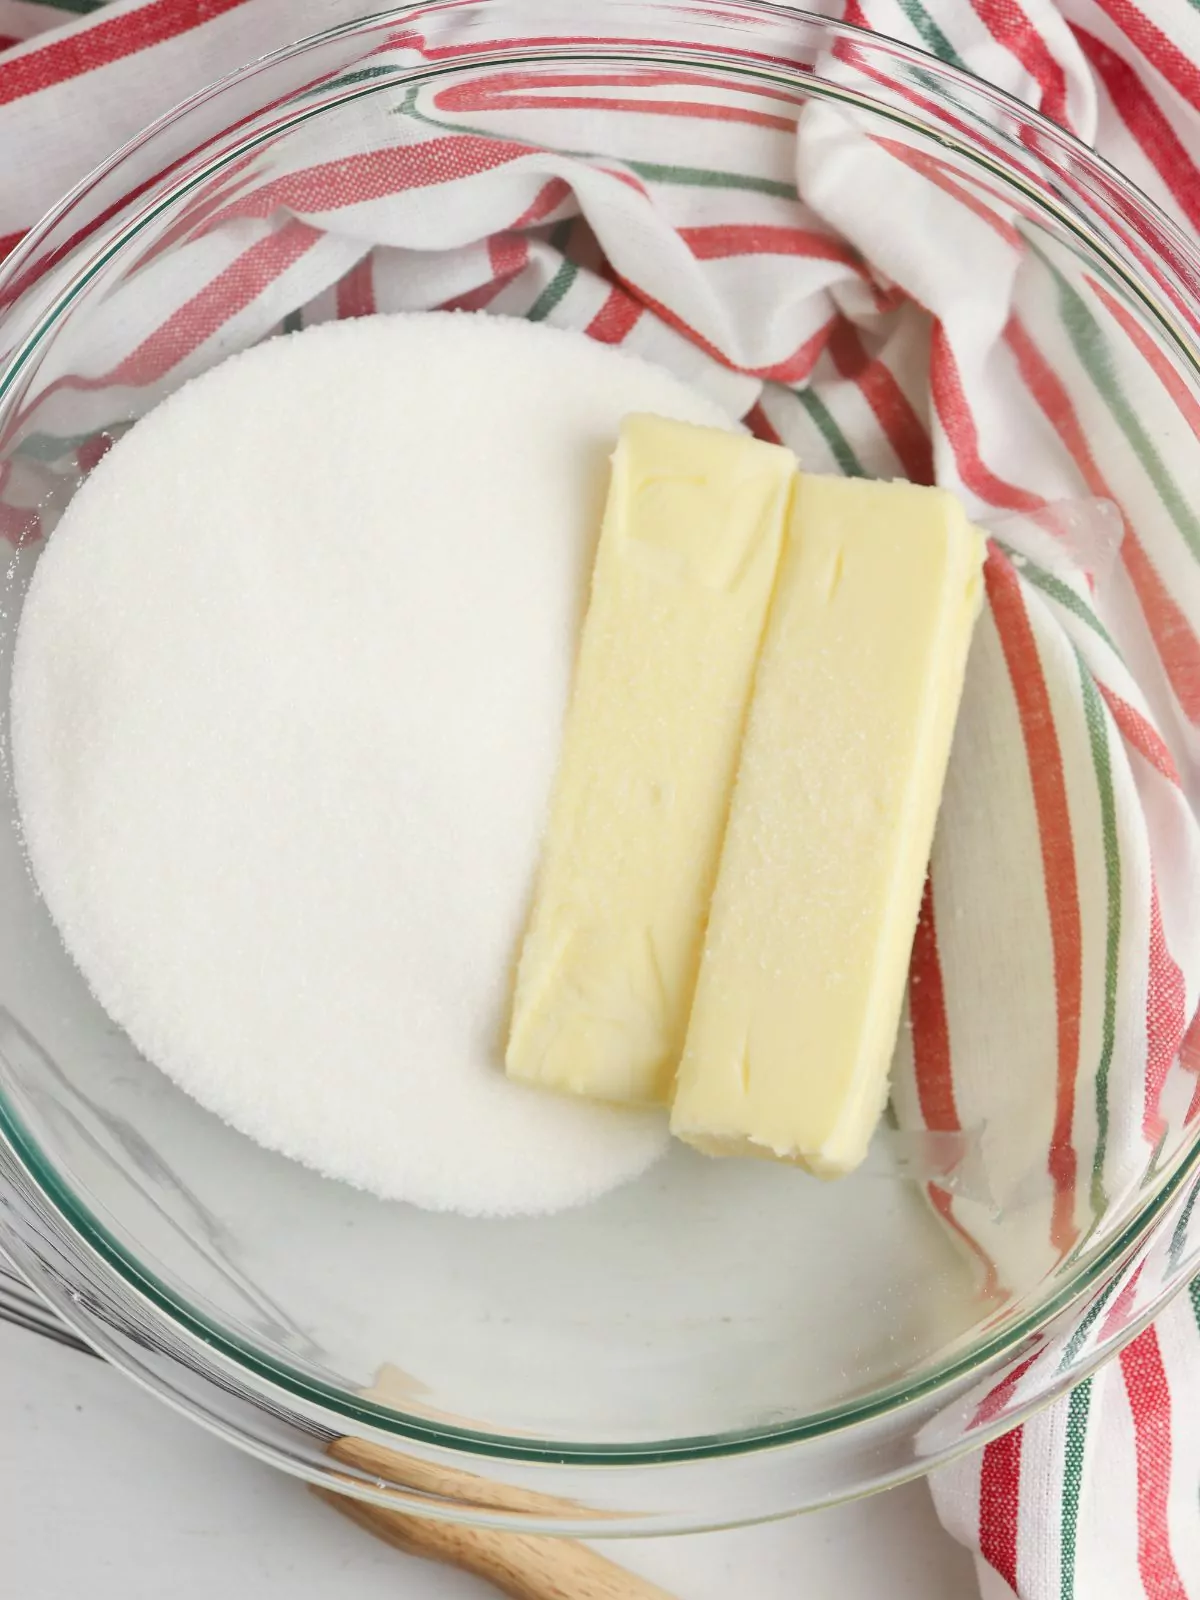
[11,312,732,1216]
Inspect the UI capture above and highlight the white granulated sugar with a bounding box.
[12,312,732,1216]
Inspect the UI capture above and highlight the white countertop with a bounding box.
[0,1316,978,1599]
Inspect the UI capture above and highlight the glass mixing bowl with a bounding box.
[3,0,1200,1534]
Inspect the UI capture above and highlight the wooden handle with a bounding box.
[327,1434,589,1519]
[312,1486,675,1600]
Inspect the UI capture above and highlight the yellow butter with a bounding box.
[671,475,985,1174]
[506,413,795,1105]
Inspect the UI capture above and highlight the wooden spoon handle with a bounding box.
[313,1486,675,1600]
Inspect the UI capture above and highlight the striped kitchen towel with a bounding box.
[3,3,1200,1597]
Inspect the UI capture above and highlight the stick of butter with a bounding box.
[670,475,985,1174]
[506,413,795,1105]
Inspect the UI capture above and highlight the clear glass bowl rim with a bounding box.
[1,0,1199,1469]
